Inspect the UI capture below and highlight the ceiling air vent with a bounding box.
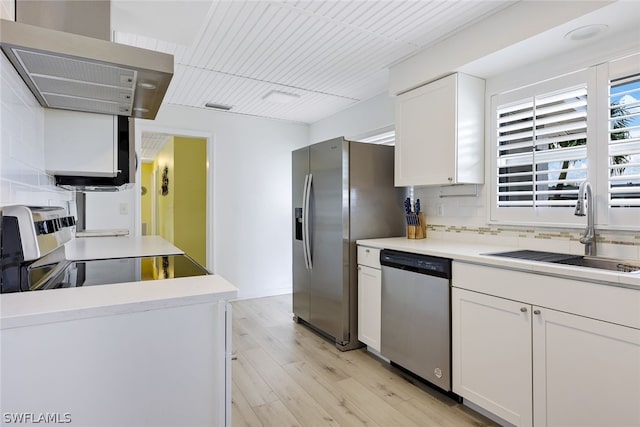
[205,103,233,111]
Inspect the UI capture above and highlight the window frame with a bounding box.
[489,69,595,227]
[489,55,640,231]
[596,55,640,229]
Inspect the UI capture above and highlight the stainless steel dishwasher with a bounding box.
[380,249,456,397]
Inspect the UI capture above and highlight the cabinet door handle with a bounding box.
[365,249,370,253]
[533,309,541,315]
[358,266,362,270]
[520,307,527,313]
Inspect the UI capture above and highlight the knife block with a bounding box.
[407,213,426,239]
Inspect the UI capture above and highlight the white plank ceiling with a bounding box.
[140,133,173,162]
[115,0,515,126]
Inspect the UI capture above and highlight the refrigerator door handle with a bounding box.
[304,173,313,270]
[301,174,310,270]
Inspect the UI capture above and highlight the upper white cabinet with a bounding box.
[44,109,118,177]
[394,73,484,187]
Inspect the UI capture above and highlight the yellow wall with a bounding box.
[173,136,207,266]
[154,137,175,245]
[150,136,207,267]
[140,162,153,235]
[140,162,155,278]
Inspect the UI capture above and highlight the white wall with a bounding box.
[0,54,72,209]
[388,1,613,94]
[309,92,394,143]
[136,105,309,299]
[84,191,138,232]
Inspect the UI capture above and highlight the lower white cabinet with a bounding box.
[533,307,640,427]
[1,300,232,426]
[453,287,640,427]
[452,288,533,426]
[357,264,381,351]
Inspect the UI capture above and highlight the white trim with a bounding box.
[609,53,640,80]
[488,53,640,231]
[595,62,610,231]
[600,59,640,228]
[489,71,591,226]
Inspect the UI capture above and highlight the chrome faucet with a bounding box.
[574,181,596,256]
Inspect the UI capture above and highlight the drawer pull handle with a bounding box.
[365,249,370,253]
[520,307,527,313]
[533,309,541,315]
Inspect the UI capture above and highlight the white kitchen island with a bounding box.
[0,236,238,427]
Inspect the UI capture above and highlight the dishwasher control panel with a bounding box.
[380,249,451,279]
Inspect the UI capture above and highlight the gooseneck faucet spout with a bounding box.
[574,181,596,256]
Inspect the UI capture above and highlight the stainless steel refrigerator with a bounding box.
[292,137,405,351]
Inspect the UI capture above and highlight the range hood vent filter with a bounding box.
[42,94,128,116]
[32,76,133,104]
[0,18,173,119]
[10,47,136,115]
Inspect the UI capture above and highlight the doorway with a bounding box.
[140,132,208,268]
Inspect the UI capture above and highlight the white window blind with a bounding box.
[496,85,588,208]
[608,74,640,208]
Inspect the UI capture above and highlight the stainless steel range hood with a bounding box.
[0,3,173,120]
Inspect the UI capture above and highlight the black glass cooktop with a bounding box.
[29,255,209,291]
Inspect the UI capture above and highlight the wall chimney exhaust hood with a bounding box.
[0,17,173,120]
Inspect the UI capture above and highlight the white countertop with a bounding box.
[1,236,239,329]
[65,235,183,260]
[1,275,238,329]
[357,237,640,289]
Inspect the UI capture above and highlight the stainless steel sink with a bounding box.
[486,250,640,273]
[553,256,640,272]
[487,250,581,263]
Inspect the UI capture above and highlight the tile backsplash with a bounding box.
[424,223,640,261]
[0,54,71,208]
[414,185,640,261]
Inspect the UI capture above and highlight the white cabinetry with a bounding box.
[1,298,232,427]
[394,73,484,187]
[453,263,640,427]
[44,109,117,177]
[533,308,640,427]
[357,246,381,351]
[452,288,532,426]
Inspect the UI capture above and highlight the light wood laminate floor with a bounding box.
[231,294,497,427]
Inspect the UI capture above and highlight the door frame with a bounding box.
[134,123,214,271]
